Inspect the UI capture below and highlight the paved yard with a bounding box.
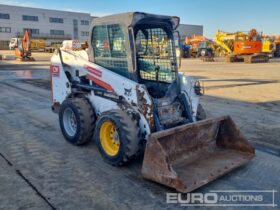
[0,53,279,209]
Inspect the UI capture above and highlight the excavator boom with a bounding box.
[15,30,35,61]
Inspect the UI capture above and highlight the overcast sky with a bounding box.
[1,0,279,37]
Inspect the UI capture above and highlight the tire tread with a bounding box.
[95,109,141,166]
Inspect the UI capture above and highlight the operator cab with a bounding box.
[90,13,184,129]
[90,12,180,99]
[134,22,178,98]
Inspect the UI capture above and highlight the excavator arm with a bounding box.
[214,38,232,55]
[214,31,247,55]
[15,30,34,61]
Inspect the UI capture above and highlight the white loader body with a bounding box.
[50,12,254,193]
[51,48,200,139]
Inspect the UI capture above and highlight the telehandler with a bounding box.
[50,12,255,192]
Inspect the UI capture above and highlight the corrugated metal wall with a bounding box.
[177,24,203,37]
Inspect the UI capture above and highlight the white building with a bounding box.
[0,4,203,49]
[0,4,92,49]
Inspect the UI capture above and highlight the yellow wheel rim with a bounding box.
[100,121,120,156]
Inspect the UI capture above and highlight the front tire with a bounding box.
[59,98,95,145]
[95,109,141,166]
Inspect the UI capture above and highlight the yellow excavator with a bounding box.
[214,29,269,63]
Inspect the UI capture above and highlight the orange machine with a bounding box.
[15,30,35,61]
[214,29,269,63]
[234,41,262,54]
[234,29,262,55]
[185,35,207,57]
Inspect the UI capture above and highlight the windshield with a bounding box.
[135,26,177,83]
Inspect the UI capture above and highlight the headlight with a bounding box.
[194,80,204,95]
[182,76,188,84]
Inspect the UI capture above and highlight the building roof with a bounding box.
[0,4,90,15]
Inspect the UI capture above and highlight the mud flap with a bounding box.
[141,116,255,192]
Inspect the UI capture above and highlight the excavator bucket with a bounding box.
[141,116,255,192]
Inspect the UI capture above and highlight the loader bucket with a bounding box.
[141,116,255,192]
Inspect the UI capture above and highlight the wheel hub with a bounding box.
[100,121,120,156]
[63,108,77,137]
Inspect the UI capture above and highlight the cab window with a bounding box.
[92,24,129,78]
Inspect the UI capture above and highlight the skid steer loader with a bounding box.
[50,12,255,192]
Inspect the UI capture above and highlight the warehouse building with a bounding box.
[177,24,203,38]
[0,4,203,49]
[0,4,92,49]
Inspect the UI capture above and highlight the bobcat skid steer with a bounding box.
[50,12,255,192]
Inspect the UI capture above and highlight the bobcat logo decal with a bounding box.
[124,88,132,97]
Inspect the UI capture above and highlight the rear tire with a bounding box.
[95,109,141,166]
[59,98,95,145]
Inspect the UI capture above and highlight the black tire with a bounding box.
[265,55,269,63]
[196,104,207,121]
[59,98,95,145]
[95,109,141,166]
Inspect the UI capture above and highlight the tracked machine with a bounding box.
[214,29,269,63]
[15,30,35,61]
[50,12,255,192]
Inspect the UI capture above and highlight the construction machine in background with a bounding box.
[15,30,35,61]
[30,39,46,51]
[10,36,63,53]
[272,35,280,57]
[185,35,207,57]
[197,40,215,61]
[50,12,255,193]
[44,41,63,53]
[214,29,269,63]
[180,44,191,58]
[10,37,46,51]
[261,36,276,57]
[9,38,20,50]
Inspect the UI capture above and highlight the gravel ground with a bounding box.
[180,58,280,150]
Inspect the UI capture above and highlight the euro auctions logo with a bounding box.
[166,190,278,207]
[167,192,218,205]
